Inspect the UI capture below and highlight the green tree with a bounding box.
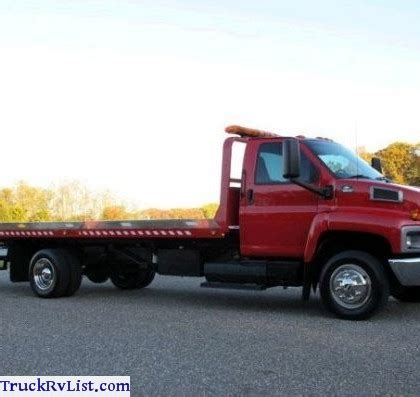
[406,145,420,186]
[375,142,414,184]
[0,183,51,222]
[201,203,219,219]
[14,182,52,221]
[102,205,131,220]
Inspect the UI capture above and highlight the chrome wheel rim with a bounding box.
[330,264,372,309]
[33,258,56,291]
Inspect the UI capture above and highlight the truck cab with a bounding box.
[215,125,420,319]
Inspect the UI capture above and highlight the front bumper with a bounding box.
[389,257,420,286]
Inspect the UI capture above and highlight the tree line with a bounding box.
[0,180,219,222]
[0,140,417,223]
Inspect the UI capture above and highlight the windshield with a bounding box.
[305,140,384,180]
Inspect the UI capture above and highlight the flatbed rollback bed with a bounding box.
[1,125,420,320]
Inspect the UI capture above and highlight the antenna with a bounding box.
[355,120,359,177]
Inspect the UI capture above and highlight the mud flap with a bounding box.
[0,247,8,271]
[302,262,312,301]
[8,244,33,282]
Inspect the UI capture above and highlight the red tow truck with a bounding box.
[0,125,419,319]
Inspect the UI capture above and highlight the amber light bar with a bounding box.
[225,125,280,138]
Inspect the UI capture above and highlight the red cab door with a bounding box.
[240,140,319,258]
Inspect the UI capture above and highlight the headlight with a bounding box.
[407,233,420,249]
[402,227,420,252]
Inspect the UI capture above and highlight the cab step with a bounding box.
[202,260,302,286]
[200,282,267,291]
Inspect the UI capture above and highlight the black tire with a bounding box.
[319,250,389,320]
[62,250,83,297]
[110,267,155,290]
[86,268,109,284]
[391,286,420,302]
[29,249,71,298]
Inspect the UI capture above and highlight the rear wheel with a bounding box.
[391,286,420,302]
[29,249,82,298]
[110,267,155,290]
[319,250,389,320]
[63,250,83,297]
[85,268,109,284]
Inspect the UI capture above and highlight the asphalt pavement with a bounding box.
[1,272,420,396]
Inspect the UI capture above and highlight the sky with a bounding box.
[0,0,419,208]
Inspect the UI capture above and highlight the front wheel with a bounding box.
[319,250,389,320]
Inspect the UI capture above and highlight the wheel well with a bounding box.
[310,231,393,287]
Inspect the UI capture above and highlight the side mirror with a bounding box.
[371,157,382,173]
[283,139,301,179]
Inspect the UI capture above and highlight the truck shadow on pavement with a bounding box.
[2,276,419,321]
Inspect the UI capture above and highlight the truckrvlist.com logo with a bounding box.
[0,376,130,395]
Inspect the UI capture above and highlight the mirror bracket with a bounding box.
[291,179,333,199]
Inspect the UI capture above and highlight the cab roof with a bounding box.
[225,125,333,142]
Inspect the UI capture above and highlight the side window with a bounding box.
[255,142,317,185]
[256,143,287,184]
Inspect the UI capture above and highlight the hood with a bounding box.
[334,179,420,219]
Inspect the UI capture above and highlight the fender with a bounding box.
[304,210,401,263]
[303,213,329,263]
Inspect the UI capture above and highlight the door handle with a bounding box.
[246,189,254,205]
[240,170,246,197]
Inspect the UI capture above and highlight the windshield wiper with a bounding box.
[375,176,391,182]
